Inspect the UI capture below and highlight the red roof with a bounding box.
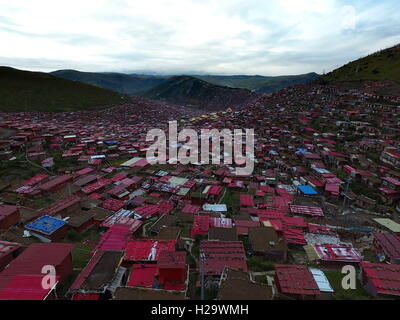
[100,209,135,228]
[200,241,248,276]
[0,243,74,290]
[379,187,399,195]
[267,219,283,231]
[0,205,18,219]
[386,150,400,159]
[325,177,344,184]
[0,241,22,263]
[282,217,307,229]
[308,223,336,236]
[106,184,127,197]
[121,177,140,188]
[89,192,103,200]
[306,177,325,188]
[240,194,254,207]
[157,251,186,269]
[129,158,149,167]
[271,196,292,210]
[290,205,324,217]
[92,224,133,254]
[361,262,400,296]
[38,175,72,191]
[325,183,340,195]
[256,208,286,220]
[39,195,80,217]
[73,174,98,187]
[275,264,320,296]
[255,190,265,197]
[209,217,233,228]
[75,168,94,176]
[181,204,200,214]
[382,176,400,186]
[259,185,275,193]
[261,216,307,245]
[0,274,60,300]
[373,232,400,261]
[222,178,232,184]
[127,264,157,288]
[102,198,126,212]
[102,167,116,174]
[124,239,176,262]
[14,186,39,195]
[82,178,111,194]
[21,174,49,186]
[157,251,187,291]
[191,215,210,237]
[314,243,362,263]
[234,220,260,235]
[207,185,223,196]
[157,200,174,215]
[282,228,306,245]
[133,205,160,219]
[111,173,128,182]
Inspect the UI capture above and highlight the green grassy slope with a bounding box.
[0,67,127,112]
[321,44,400,83]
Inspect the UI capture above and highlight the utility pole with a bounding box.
[341,177,352,215]
[200,251,206,300]
[68,183,71,196]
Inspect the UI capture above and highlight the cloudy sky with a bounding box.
[0,0,399,76]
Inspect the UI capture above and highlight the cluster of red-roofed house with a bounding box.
[0,81,399,300]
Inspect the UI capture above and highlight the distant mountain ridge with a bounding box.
[139,75,260,111]
[51,70,320,94]
[195,73,320,93]
[51,70,169,94]
[321,44,400,83]
[0,67,127,112]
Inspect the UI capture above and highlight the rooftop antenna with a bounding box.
[200,251,207,300]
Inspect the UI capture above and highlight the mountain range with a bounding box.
[51,70,169,94]
[139,75,259,111]
[1,43,399,112]
[50,70,320,95]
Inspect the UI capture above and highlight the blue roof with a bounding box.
[297,185,318,195]
[25,216,66,235]
[104,140,118,145]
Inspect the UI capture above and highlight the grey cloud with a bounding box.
[0,0,399,76]
[0,24,107,46]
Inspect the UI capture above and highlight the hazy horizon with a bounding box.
[3,66,320,78]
